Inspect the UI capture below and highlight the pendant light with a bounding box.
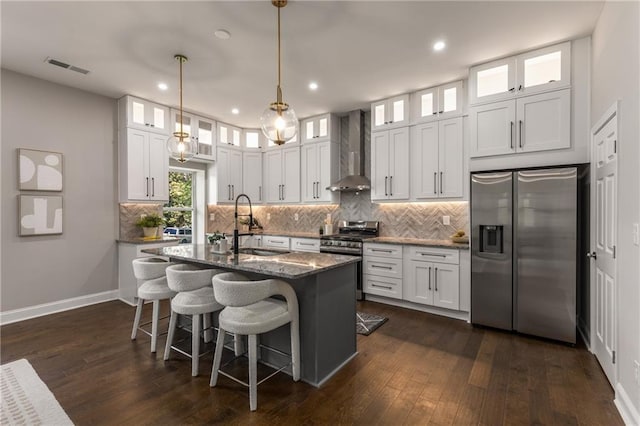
[167,54,196,163]
[259,0,298,145]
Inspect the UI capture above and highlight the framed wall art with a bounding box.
[19,195,63,236]
[18,148,63,191]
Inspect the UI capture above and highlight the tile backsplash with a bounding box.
[119,203,162,240]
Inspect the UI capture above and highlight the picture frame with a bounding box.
[19,195,63,236]
[18,148,63,191]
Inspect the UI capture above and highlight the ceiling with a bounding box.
[1,1,604,128]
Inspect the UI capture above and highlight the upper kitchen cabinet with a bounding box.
[243,129,265,151]
[411,118,463,199]
[264,146,300,203]
[469,41,571,105]
[469,89,570,157]
[216,146,243,203]
[171,109,216,161]
[217,122,242,147]
[411,81,464,124]
[371,127,410,201]
[301,141,339,204]
[119,128,169,202]
[301,113,339,143]
[120,95,170,135]
[371,94,410,132]
[242,151,263,203]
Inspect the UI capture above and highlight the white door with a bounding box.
[300,144,318,202]
[126,128,149,201]
[242,151,262,203]
[217,147,231,202]
[433,263,460,310]
[229,149,243,201]
[264,150,282,203]
[316,142,333,202]
[404,260,434,305]
[439,118,464,198]
[411,123,439,199]
[516,89,570,153]
[388,127,410,200]
[469,100,515,158]
[148,133,169,201]
[591,111,618,386]
[371,131,390,200]
[281,147,300,203]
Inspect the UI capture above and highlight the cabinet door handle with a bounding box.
[434,172,437,194]
[510,121,514,149]
[232,184,235,199]
[371,264,393,270]
[389,176,393,196]
[434,267,438,291]
[518,84,523,91]
[282,184,285,200]
[420,252,447,257]
[440,172,443,194]
[509,87,515,92]
[432,112,438,115]
[278,184,281,200]
[228,185,231,201]
[384,176,388,196]
[439,111,443,114]
[371,248,392,253]
[259,185,262,201]
[519,120,523,148]
[151,177,155,197]
[428,266,432,290]
[372,284,393,290]
[146,177,149,197]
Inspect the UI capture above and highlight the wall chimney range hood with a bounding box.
[327,110,370,192]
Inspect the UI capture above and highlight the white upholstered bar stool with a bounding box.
[131,257,175,353]
[164,263,225,376]
[210,272,300,411]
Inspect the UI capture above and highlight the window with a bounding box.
[163,170,194,243]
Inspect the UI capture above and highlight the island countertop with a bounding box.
[142,244,361,279]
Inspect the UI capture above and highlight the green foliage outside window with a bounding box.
[164,171,193,228]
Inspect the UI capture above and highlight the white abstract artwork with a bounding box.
[19,195,63,236]
[19,148,63,191]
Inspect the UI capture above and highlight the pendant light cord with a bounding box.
[179,57,184,137]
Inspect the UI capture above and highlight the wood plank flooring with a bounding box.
[1,300,623,425]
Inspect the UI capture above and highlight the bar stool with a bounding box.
[164,263,224,377]
[210,272,300,411]
[131,257,175,353]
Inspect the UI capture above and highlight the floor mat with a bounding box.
[356,312,388,336]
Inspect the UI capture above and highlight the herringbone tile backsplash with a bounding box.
[119,203,163,240]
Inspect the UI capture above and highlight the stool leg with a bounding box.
[203,313,213,343]
[291,319,301,381]
[248,334,258,411]
[164,310,178,361]
[131,298,144,340]
[234,333,244,356]
[151,299,160,353]
[192,314,200,377]
[210,327,227,387]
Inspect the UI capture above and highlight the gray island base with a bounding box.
[143,244,359,387]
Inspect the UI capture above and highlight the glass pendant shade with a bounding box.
[260,103,298,145]
[167,133,196,163]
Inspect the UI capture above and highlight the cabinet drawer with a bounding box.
[262,236,290,250]
[291,238,320,253]
[363,256,403,279]
[406,246,459,264]
[363,274,402,300]
[363,243,403,259]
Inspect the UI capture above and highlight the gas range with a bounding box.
[320,221,379,255]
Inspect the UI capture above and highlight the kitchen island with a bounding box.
[143,244,360,387]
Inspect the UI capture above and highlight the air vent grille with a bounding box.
[45,57,90,75]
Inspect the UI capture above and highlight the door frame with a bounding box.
[589,101,618,383]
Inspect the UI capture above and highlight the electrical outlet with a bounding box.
[267,213,271,220]
[633,223,639,246]
[442,215,450,225]
[294,213,299,221]
[209,213,215,221]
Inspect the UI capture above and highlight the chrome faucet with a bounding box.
[233,194,253,255]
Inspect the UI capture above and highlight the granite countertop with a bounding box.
[368,236,470,250]
[118,236,181,245]
[142,244,360,279]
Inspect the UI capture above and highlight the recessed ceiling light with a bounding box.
[157,82,168,91]
[214,29,231,40]
[433,40,446,51]
[231,108,239,114]
[309,82,318,91]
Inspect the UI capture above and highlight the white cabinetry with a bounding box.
[121,96,170,135]
[469,41,571,105]
[291,238,320,253]
[120,128,169,202]
[301,141,339,204]
[262,235,290,250]
[217,122,242,147]
[403,246,459,310]
[216,146,243,203]
[264,147,300,203]
[243,129,265,150]
[371,127,410,201]
[242,151,263,203]
[469,89,570,158]
[171,110,216,161]
[301,113,339,143]
[411,80,464,124]
[363,243,403,300]
[371,94,410,132]
[411,118,463,199]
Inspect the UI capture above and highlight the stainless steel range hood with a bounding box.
[327,110,370,192]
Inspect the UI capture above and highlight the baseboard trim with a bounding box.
[364,294,470,321]
[0,290,119,325]
[615,382,640,426]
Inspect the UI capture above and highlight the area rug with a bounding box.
[356,312,388,336]
[1,359,73,425]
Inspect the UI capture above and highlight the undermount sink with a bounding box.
[237,248,290,257]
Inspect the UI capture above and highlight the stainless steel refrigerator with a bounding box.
[470,166,589,344]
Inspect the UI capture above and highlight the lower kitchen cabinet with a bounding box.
[363,243,403,300]
[403,259,459,310]
[363,274,402,299]
[291,237,320,253]
[261,235,290,250]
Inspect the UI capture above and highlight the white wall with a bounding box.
[1,70,118,312]
[591,2,640,422]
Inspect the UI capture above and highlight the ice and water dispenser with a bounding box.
[479,225,503,254]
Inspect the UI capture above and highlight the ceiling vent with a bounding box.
[45,57,90,75]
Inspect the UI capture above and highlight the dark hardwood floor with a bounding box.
[1,300,622,425]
